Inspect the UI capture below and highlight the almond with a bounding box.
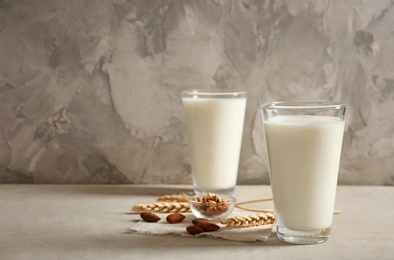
[166,213,185,224]
[192,218,212,225]
[140,211,161,222]
[186,225,204,236]
[195,222,220,232]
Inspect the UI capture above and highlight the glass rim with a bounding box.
[261,101,347,110]
[181,89,247,98]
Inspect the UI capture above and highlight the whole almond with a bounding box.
[195,222,220,232]
[140,211,161,222]
[192,218,212,225]
[186,225,204,236]
[166,213,185,224]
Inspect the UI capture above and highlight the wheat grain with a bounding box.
[156,193,189,202]
[131,202,190,213]
[219,213,276,228]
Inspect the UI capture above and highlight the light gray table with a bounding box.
[1,185,393,259]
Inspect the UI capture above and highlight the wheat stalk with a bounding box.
[235,198,274,213]
[236,198,342,215]
[131,202,190,213]
[156,193,189,202]
[219,213,276,228]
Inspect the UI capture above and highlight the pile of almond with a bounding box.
[138,211,220,236]
[186,218,220,235]
[140,211,185,224]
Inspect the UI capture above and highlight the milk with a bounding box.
[263,115,345,230]
[182,97,246,194]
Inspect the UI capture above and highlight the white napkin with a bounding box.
[127,209,273,242]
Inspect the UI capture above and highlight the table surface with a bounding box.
[1,184,393,260]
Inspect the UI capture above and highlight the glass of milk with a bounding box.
[181,90,247,195]
[261,101,346,244]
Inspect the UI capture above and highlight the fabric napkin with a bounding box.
[127,209,273,242]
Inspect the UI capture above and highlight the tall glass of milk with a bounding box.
[182,90,247,195]
[261,101,346,244]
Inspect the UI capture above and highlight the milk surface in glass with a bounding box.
[182,93,246,194]
[263,115,345,230]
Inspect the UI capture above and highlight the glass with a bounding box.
[260,101,347,244]
[182,89,247,195]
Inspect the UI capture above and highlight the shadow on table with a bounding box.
[41,184,195,196]
[118,229,292,248]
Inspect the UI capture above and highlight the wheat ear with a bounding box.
[131,202,190,213]
[219,213,276,227]
[156,193,189,202]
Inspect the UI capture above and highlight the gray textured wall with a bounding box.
[0,0,393,185]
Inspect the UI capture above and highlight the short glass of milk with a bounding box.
[181,90,247,195]
[261,101,346,244]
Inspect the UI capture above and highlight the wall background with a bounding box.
[0,0,393,185]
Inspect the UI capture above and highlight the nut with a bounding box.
[140,211,161,222]
[193,193,229,217]
[192,218,212,225]
[197,193,225,204]
[195,222,220,232]
[166,213,185,224]
[186,225,204,236]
